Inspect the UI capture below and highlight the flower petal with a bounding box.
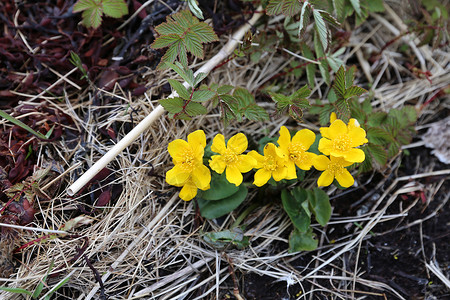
[318,138,332,155]
[253,169,271,187]
[277,126,291,150]
[296,152,317,170]
[313,155,330,171]
[330,112,337,123]
[188,130,206,159]
[248,150,264,168]
[328,119,347,139]
[348,127,368,147]
[228,133,248,154]
[292,129,316,149]
[209,155,226,174]
[237,154,257,173]
[317,170,334,187]
[335,169,354,187]
[272,165,288,181]
[166,164,190,186]
[343,148,365,163]
[285,161,297,180]
[211,134,226,154]
[226,165,243,186]
[320,127,331,139]
[191,164,211,190]
[264,143,277,157]
[179,180,198,201]
[168,139,189,164]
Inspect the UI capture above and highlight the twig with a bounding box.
[67,5,265,196]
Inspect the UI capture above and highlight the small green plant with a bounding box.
[73,0,128,29]
[0,110,54,140]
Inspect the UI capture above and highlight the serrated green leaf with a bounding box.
[289,227,318,253]
[190,23,219,43]
[368,143,388,166]
[233,87,254,106]
[345,65,356,89]
[319,10,340,28]
[313,9,329,51]
[197,185,248,219]
[160,97,184,114]
[282,189,311,233]
[81,6,103,29]
[244,105,269,121]
[367,127,393,145]
[194,72,208,86]
[319,59,331,85]
[368,0,385,12]
[167,79,190,99]
[308,188,331,227]
[334,98,351,122]
[349,0,361,15]
[301,43,316,88]
[185,101,207,116]
[151,34,180,49]
[192,89,215,102]
[166,62,195,87]
[359,146,373,173]
[102,0,128,18]
[159,42,181,69]
[73,0,99,12]
[334,0,346,21]
[333,66,346,98]
[367,111,388,127]
[298,1,311,37]
[294,84,312,99]
[217,85,234,95]
[184,31,204,58]
[187,0,204,19]
[266,0,285,15]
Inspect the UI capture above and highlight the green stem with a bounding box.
[231,202,259,229]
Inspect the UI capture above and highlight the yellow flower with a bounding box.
[248,143,288,187]
[318,119,368,163]
[166,130,211,201]
[209,133,256,186]
[313,155,354,187]
[277,126,317,179]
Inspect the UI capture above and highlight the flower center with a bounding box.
[327,157,346,174]
[264,156,277,171]
[333,135,351,152]
[288,143,306,161]
[223,149,238,165]
[181,149,196,171]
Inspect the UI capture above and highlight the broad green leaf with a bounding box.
[192,89,216,102]
[266,0,285,15]
[301,43,316,88]
[334,98,351,122]
[73,0,99,12]
[202,229,249,250]
[244,105,269,121]
[367,0,385,12]
[197,185,248,219]
[349,0,361,15]
[185,101,207,116]
[159,97,184,114]
[367,111,388,127]
[367,127,393,145]
[167,79,190,99]
[81,7,103,29]
[217,85,234,95]
[298,1,311,38]
[151,34,180,49]
[368,143,388,166]
[313,9,329,51]
[333,66,346,98]
[308,188,331,227]
[102,0,128,18]
[190,23,218,42]
[333,0,346,21]
[345,86,367,99]
[184,31,204,58]
[166,62,195,87]
[233,87,254,106]
[345,65,356,89]
[282,189,311,233]
[198,172,239,200]
[319,10,340,28]
[289,228,318,253]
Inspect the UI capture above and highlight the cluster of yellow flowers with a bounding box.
[166,114,368,201]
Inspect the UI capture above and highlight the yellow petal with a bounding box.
[348,127,368,147]
[318,138,332,155]
[228,133,248,154]
[168,139,189,164]
[348,118,360,128]
[292,129,316,149]
[188,130,206,159]
[317,170,334,187]
[277,126,291,150]
[313,155,330,171]
[285,161,297,180]
[328,119,347,139]
[343,148,365,163]
[330,112,337,123]
[320,127,331,139]
[335,169,354,187]
[264,143,277,157]
[211,134,226,154]
[253,169,271,187]
[179,180,198,201]
[248,150,264,168]
[226,165,243,186]
[191,164,211,190]
[166,164,190,186]
[296,152,317,170]
[209,155,226,173]
[272,165,288,181]
[237,154,256,173]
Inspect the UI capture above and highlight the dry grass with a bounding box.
[1,2,449,299]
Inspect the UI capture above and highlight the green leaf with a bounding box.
[198,172,239,201]
[202,229,249,250]
[165,62,195,87]
[367,127,393,145]
[359,146,373,173]
[32,259,55,298]
[167,79,190,99]
[319,10,340,28]
[0,287,32,296]
[313,9,329,51]
[0,110,49,140]
[185,101,207,116]
[151,34,180,49]
[187,0,204,19]
[345,86,367,98]
[334,99,351,122]
[349,0,361,15]
[192,89,216,102]
[244,105,269,121]
[308,188,331,227]
[367,143,388,166]
[289,227,318,253]
[367,0,384,12]
[301,43,316,88]
[159,97,184,114]
[334,0,346,21]
[282,189,311,233]
[197,185,248,219]
[333,66,346,98]
[73,0,99,12]
[81,6,103,29]
[367,111,388,127]
[102,0,128,18]
[298,1,311,37]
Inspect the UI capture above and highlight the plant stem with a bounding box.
[231,202,259,229]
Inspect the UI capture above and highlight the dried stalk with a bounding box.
[67,6,264,196]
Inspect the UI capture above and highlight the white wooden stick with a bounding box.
[67,7,264,196]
